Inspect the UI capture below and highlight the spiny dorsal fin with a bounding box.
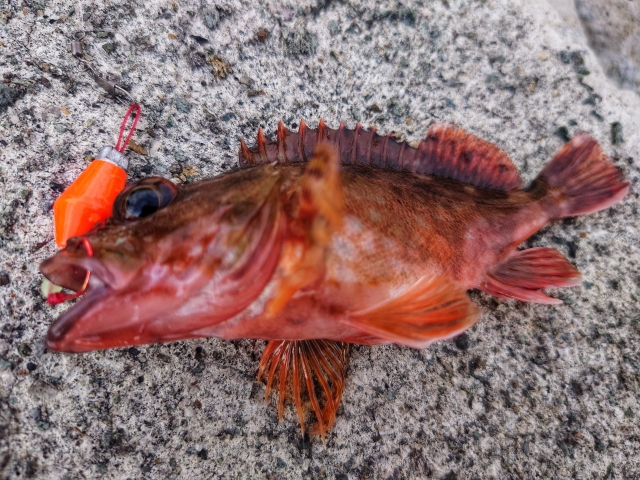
[238,120,523,191]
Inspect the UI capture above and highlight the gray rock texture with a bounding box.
[575,0,640,93]
[0,0,639,478]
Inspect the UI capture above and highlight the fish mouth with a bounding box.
[40,239,129,352]
[40,238,197,353]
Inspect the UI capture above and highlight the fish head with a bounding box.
[41,169,285,352]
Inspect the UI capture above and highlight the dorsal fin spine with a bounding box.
[299,118,307,162]
[257,127,268,164]
[399,141,407,171]
[416,137,429,173]
[336,121,344,164]
[277,120,287,163]
[317,118,326,143]
[368,126,376,166]
[351,122,359,165]
[240,138,254,166]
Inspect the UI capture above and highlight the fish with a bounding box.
[40,120,629,438]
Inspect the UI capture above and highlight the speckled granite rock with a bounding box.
[0,0,639,478]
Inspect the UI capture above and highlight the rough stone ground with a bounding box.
[574,0,640,93]
[0,0,639,478]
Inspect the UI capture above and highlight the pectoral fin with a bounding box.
[298,142,344,231]
[344,275,479,349]
[479,247,582,304]
[266,143,344,316]
[258,339,349,441]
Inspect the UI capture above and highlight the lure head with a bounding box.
[41,168,285,352]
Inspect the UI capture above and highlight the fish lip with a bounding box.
[45,285,112,352]
[40,253,117,291]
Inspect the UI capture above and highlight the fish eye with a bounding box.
[126,188,160,218]
[113,178,178,221]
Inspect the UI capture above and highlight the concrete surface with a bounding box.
[1,0,639,478]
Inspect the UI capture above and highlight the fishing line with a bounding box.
[114,103,142,153]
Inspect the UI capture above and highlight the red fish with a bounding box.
[40,121,628,438]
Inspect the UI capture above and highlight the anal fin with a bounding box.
[344,275,479,349]
[479,247,582,304]
[258,339,349,440]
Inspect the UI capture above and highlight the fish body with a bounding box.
[205,163,545,344]
[40,121,629,436]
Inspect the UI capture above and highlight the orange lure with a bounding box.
[52,104,140,248]
[40,121,629,438]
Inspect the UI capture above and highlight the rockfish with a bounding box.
[40,121,629,437]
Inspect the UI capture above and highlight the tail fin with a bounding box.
[536,134,629,217]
